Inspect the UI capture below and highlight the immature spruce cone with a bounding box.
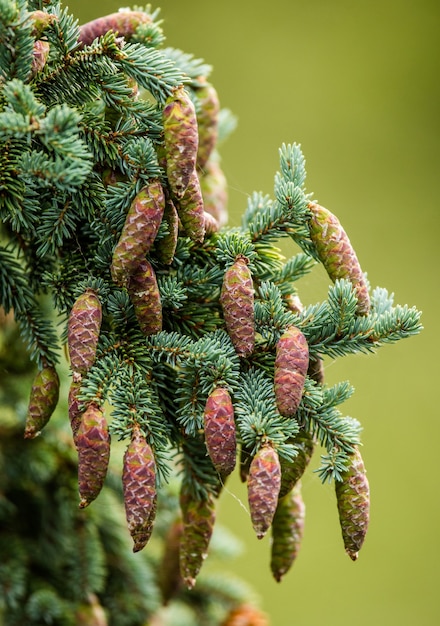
[204,387,236,476]
[155,197,179,265]
[200,157,228,226]
[24,364,60,438]
[127,259,162,335]
[274,325,309,417]
[220,255,255,358]
[78,10,153,46]
[76,404,110,508]
[194,82,220,169]
[247,444,281,539]
[122,428,157,552]
[279,429,314,498]
[179,489,216,589]
[308,202,370,315]
[335,446,370,560]
[68,289,102,376]
[270,482,306,582]
[111,181,165,287]
[159,518,184,604]
[163,86,198,198]
[68,380,83,439]
[175,168,206,242]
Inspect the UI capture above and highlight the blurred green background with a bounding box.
[75,1,439,624]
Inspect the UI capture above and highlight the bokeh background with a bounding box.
[74,1,439,624]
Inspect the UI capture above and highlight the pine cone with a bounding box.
[111,181,165,287]
[204,387,236,476]
[67,288,102,376]
[76,404,110,508]
[175,168,206,242]
[270,482,306,581]
[274,325,309,417]
[79,10,152,46]
[194,82,220,169]
[279,429,314,498]
[127,259,162,335]
[179,488,216,589]
[122,427,157,552]
[24,364,60,438]
[220,256,255,358]
[247,444,281,539]
[308,202,370,315]
[335,446,370,560]
[156,197,179,265]
[163,86,198,198]
[200,158,228,226]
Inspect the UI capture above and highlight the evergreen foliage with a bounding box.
[0,1,422,623]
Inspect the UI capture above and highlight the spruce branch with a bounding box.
[0,1,423,597]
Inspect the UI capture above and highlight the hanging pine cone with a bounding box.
[127,259,162,335]
[179,488,216,589]
[335,446,370,560]
[274,325,309,417]
[155,197,179,265]
[220,255,255,358]
[199,157,228,226]
[194,81,220,169]
[68,288,102,377]
[24,364,60,439]
[175,168,206,242]
[162,85,199,198]
[279,429,315,498]
[68,380,83,440]
[204,386,236,477]
[78,10,153,46]
[158,517,184,604]
[122,427,157,552]
[270,482,306,582]
[111,181,165,287]
[247,444,281,539]
[308,202,370,315]
[221,604,269,626]
[76,403,110,509]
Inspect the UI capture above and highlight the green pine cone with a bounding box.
[159,517,184,604]
[203,386,237,476]
[199,157,228,226]
[308,202,370,315]
[68,380,83,440]
[24,364,60,439]
[127,259,162,335]
[175,168,206,242]
[111,181,165,287]
[163,86,199,198]
[247,444,281,539]
[270,482,306,582]
[79,10,153,46]
[122,427,157,552]
[194,82,220,169]
[335,446,370,560]
[155,197,179,265]
[76,403,111,509]
[274,326,309,417]
[179,488,216,589]
[220,255,255,358]
[279,429,315,498]
[67,288,102,376]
